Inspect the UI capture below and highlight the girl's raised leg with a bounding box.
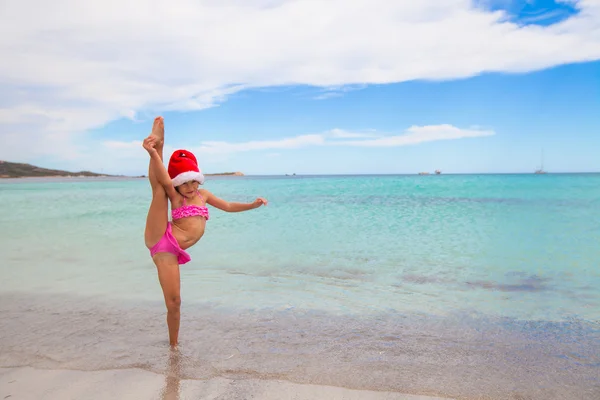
[144,117,168,248]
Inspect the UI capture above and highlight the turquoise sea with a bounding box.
[1,174,599,399]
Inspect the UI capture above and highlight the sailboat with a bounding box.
[534,149,547,174]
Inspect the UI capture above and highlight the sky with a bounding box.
[0,0,599,175]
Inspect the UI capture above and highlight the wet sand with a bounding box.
[2,291,599,400]
[0,367,453,400]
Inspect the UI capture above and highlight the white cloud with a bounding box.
[326,128,379,139]
[0,0,598,165]
[103,124,494,156]
[313,84,368,100]
[336,124,495,147]
[196,134,327,154]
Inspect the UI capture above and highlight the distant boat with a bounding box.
[534,149,547,174]
[435,170,441,175]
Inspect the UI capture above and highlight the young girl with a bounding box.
[142,116,267,347]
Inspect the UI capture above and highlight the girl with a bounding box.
[142,116,267,347]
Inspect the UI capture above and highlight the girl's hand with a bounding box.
[142,136,158,155]
[253,197,268,208]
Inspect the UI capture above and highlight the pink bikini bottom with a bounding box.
[149,222,191,265]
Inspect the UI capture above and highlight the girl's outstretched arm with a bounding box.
[202,189,267,212]
[144,137,181,204]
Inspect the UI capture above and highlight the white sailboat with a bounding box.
[534,149,546,174]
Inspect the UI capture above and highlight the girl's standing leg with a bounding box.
[143,116,182,347]
[154,253,181,347]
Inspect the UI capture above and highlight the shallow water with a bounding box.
[0,174,599,399]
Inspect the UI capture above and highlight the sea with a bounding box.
[0,174,598,399]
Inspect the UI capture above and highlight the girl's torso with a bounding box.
[170,190,209,250]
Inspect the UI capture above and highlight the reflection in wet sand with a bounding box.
[161,348,181,400]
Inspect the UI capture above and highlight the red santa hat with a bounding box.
[168,149,205,186]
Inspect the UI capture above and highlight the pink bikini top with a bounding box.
[172,192,210,221]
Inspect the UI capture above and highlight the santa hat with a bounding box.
[168,149,205,186]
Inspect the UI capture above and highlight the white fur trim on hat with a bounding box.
[171,171,205,186]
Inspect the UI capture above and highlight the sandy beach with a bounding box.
[0,367,453,400]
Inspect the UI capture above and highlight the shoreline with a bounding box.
[0,366,453,400]
[1,172,600,181]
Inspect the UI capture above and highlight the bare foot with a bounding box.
[150,116,164,148]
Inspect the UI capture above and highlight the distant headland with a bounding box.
[0,161,112,178]
[0,161,243,179]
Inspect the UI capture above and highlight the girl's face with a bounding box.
[177,181,200,197]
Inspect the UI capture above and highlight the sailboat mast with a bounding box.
[535,148,546,174]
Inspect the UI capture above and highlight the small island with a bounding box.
[205,172,244,176]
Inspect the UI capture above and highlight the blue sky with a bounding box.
[1,0,599,175]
